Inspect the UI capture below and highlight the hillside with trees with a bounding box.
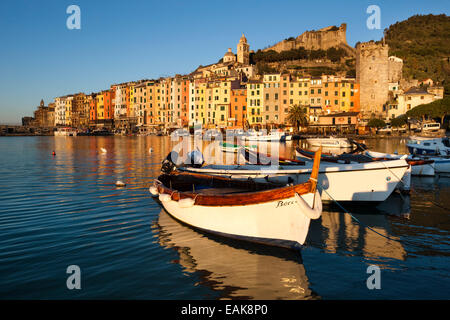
[385,14,450,93]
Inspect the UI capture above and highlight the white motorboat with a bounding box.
[406,137,450,156]
[243,131,285,142]
[306,136,352,148]
[150,151,323,249]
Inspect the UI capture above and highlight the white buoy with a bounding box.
[149,147,153,153]
[100,148,107,153]
[115,180,126,187]
[149,186,159,196]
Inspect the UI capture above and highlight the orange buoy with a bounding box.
[52,151,56,156]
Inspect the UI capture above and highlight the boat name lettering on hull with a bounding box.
[276,200,295,208]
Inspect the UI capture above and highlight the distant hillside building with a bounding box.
[387,86,443,119]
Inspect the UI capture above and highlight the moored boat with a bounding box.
[178,149,409,203]
[364,150,436,176]
[406,137,450,156]
[54,127,77,136]
[306,136,352,148]
[220,142,256,153]
[149,150,323,249]
[243,131,285,142]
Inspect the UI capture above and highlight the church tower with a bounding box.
[237,34,250,65]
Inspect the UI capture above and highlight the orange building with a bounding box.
[103,89,115,120]
[89,93,97,123]
[229,87,247,128]
[350,82,360,112]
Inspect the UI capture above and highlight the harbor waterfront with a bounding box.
[0,136,449,299]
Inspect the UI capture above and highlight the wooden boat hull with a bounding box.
[152,150,323,248]
[180,160,409,202]
[157,191,317,248]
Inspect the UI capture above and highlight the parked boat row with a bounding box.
[149,135,449,250]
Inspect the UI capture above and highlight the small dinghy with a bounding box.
[220,142,256,153]
[149,150,323,249]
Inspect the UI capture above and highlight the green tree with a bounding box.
[367,118,386,128]
[391,114,408,127]
[406,96,450,125]
[287,105,309,133]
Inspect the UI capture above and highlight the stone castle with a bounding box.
[263,23,354,55]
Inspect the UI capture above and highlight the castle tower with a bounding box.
[237,34,250,65]
[356,41,389,117]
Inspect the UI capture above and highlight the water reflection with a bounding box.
[307,194,408,263]
[153,209,319,300]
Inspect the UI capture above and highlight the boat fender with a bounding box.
[149,186,159,196]
[178,198,195,208]
[295,190,322,220]
[159,193,172,202]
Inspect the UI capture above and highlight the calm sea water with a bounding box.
[0,136,449,299]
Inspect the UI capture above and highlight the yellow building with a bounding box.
[290,77,310,107]
[96,92,105,120]
[246,80,263,127]
[210,80,231,128]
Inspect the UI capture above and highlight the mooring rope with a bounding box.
[357,152,450,213]
[318,186,403,243]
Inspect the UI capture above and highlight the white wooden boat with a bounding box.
[306,137,352,148]
[149,151,323,249]
[365,151,436,176]
[178,157,409,203]
[411,155,450,174]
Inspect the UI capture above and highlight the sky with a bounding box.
[0,0,448,124]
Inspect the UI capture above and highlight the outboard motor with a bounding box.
[185,149,205,168]
[161,151,179,174]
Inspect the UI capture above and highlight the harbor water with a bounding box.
[0,136,449,299]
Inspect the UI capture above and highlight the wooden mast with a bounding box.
[309,147,322,193]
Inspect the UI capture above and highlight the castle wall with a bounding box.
[264,23,348,52]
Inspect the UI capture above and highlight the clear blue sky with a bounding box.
[0,0,448,124]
